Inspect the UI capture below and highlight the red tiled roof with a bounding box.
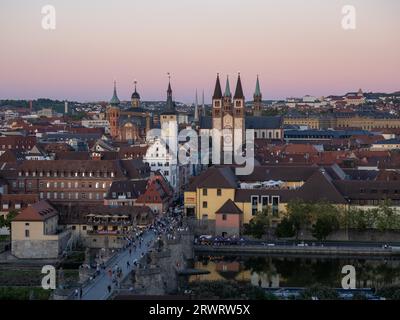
[13,200,57,221]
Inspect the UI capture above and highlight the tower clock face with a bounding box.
[223,114,233,127]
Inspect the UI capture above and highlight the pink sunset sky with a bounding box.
[0,0,399,103]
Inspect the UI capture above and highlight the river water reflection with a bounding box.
[190,255,400,289]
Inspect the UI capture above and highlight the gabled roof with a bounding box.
[216,199,243,214]
[245,116,282,129]
[297,170,347,204]
[186,166,237,190]
[13,200,57,221]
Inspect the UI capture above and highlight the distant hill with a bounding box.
[0,99,77,113]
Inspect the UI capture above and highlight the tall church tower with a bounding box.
[253,75,262,116]
[160,76,178,141]
[233,73,245,149]
[106,81,121,138]
[212,73,246,161]
[212,73,223,131]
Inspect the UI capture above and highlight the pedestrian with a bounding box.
[129,248,132,256]
[79,287,83,299]
[127,261,130,268]
[74,289,79,299]
[107,285,111,293]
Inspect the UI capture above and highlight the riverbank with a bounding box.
[194,244,400,257]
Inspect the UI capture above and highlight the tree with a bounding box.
[244,209,270,239]
[0,210,18,231]
[275,218,295,238]
[286,199,312,239]
[312,202,340,241]
[311,211,340,241]
[299,284,339,300]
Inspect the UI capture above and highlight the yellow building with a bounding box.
[11,200,71,259]
[184,166,348,235]
[284,113,400,131]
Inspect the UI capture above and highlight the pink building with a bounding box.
[215,199,243,237]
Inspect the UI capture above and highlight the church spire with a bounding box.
[254,75,261,98]
[194,89,199,122]
[110,80,120,106]
[212,73,222,100]
[165,73,175,113]
[167,73,172,97]
[234,73,244,99]
[202,89,205,116]
[224,75,231,97]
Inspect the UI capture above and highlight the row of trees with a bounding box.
[245,199,400,241]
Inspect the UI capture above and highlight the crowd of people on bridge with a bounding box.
[75,210,184,299]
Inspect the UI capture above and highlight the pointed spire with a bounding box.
[212,73,222,100]
[254,75,261,98]
[202,90,205,116]
[165,73,175,113]
[110,80,120,106]
[224,75,231,97]
[194,89,199,122]
[234,73,244,99]
[167,72,172,97]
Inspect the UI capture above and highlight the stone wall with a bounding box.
[11,230,71,259]
[188,218,216,236]
[125,228,194,295]
[12,239,61,259]
[82,235,125,249]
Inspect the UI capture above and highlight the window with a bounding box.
[203,188,208,196]
[261,196,269,211]
[203,201,208,208]
[25,230,30,238]
[83,226,87,231]
[271,196,280,217]
[202,214,208,220]
[251,195,259,216]
[217,189,222,196]
[222,214,227,221]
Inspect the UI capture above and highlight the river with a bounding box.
[189,255,400,289]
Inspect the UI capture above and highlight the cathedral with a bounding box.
[199,74,283,158]
[106,81,151,143]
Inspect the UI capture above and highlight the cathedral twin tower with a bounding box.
[211,73,262,157]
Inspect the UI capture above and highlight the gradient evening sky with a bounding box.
[0,0,399,103]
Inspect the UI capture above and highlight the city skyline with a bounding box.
[1,0,399,102]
